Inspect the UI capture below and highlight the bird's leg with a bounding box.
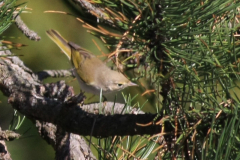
[103,95,107,102]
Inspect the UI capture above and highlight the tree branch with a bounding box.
[36,69,74,80]
[36,122,96,159]
[14,14,41,41]
[68,0,113,24]
[0,128,20,141]
[0,140,11,160]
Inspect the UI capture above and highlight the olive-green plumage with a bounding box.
[46,29,137,95]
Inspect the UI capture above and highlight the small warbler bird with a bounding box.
[46,29,137,95]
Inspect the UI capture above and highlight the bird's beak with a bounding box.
[129,82,138,86]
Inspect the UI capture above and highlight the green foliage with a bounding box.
[82,0,240,159]
[9,110,25,131]
[161,1,240,158]
[0,0,23,35]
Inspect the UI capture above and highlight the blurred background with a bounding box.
[0,0,155,159]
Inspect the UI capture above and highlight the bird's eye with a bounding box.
[117,83,123,87]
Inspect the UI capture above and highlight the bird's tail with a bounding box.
[46,29,71,59]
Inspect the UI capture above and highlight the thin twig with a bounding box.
[36,69,75,80]
[14,14,41,41]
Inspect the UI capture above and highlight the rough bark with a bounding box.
[0,140,11,160]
